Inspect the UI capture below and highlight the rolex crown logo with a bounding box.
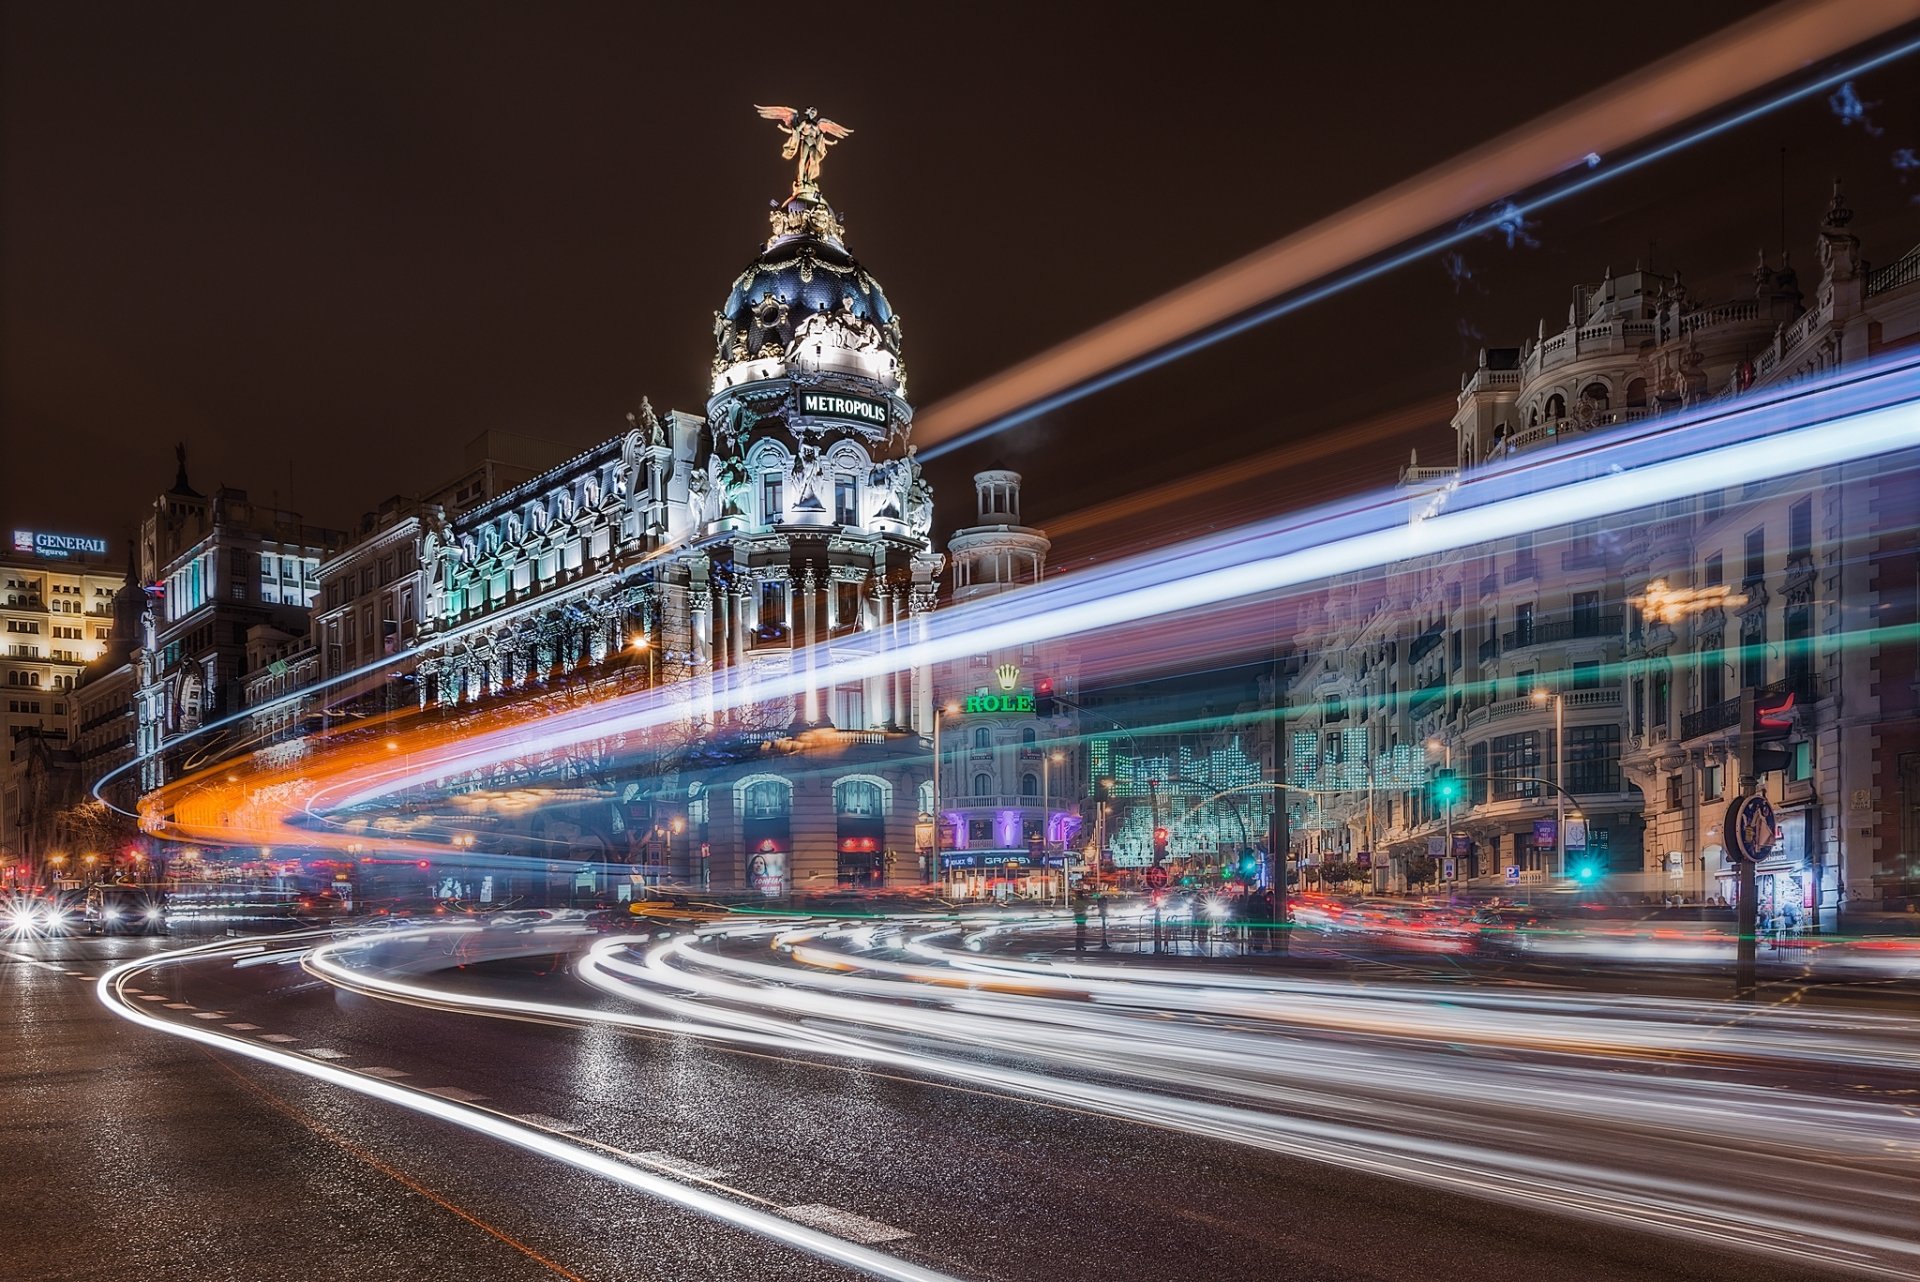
[995,663,1021,692]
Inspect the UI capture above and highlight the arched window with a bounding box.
[1581,382,1610,410]
[1020,727,1037,747]
[973,726,991,750]
[1545,393,1566,420]
[973,773,992,797]
[742,778,792,820]
[917,780,934,814]
[834,778,884,817]
[1020,773,1039,797]
[1626,377,1648,408]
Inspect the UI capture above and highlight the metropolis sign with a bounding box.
[797,390,888,428]
[12,529,108,560]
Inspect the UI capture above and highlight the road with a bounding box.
[4,917,1914,1282]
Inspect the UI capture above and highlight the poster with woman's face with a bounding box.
[748,848,786,897]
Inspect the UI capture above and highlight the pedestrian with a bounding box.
[1073,892,1089,953]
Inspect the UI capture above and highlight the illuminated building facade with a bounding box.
[134,450,346,792]
[1284,184,1920,919]
[934,470,1079,895]
[410,136,947,895]
[0,535,121,859]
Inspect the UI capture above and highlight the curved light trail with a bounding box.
[95,931,970,1282]
[274,919,1920,1279]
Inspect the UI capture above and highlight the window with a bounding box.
[1704,553,1723,587]
[1020,773,1039,797]
[1580,382,1609,411]
[758,581,786,630]
[1744,526,1766,584]
[743,779,791,820]
[1700,649,1724,709]
[835,582,859,628]
[1489,731,1542,801]
[1545,393,1566,420]
[834,478,857,526]
[1702,762,1722,801]
[1666,774,1683,811]
[1785,604,1811,695]
[1513,602,1534,646]
[1564,724,1620,794]
[973,772,992,797]
[1572,661,1601,690]
[1788,497,1813,562]
[1626,377,1647,408]
[1741,614,1766,693]
[973,727,991,750]
[834,779,883,817]
[1652,665,1670,730]
[761,475,784,523]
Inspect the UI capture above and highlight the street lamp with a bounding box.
[1532,688,1567,879]
[1042,749,1066,906]
[629,633,655,686]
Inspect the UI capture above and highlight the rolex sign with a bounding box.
[797,390,888,428]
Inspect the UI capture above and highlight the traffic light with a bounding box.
[1573,859,1602,884]
[1750,688,1798,775]
[1430,769,1464,806]
[1034,677,1056,717]
[1153,827,1170,862]
[1235,850,1260,881]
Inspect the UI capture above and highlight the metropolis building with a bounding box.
[404,120,963,896]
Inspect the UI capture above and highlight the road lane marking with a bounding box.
[513,1112,580,1133]
[424,1086,487,1102]
[360,1066,410,1078]
[779,1205,913,1244]
[225,1023,260,1030]
[303,1048,347,1059]
[163,1002,194,1009]
[259,1033,297,1043]
[191,1012,228,1020]
[137,995,167,1002]
[65,971,90,977]
[633,1151,730,1182]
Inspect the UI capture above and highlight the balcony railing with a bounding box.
[1502,613,1622,651]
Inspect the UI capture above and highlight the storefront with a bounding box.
[939,849,1062,902]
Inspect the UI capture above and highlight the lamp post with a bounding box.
[1043,749,1065,906]
[1427,735,1454,897]
[1533,688,1567,879]
[629,633,655,686]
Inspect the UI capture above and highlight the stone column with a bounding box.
[802,567,820,725]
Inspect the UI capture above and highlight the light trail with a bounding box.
[287,919,1920,1277]
[94,931,973,1282]
[914,0,1920,455]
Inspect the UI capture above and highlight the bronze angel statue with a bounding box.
[755,105,852,192]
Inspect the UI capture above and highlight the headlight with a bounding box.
[103,908,121,920]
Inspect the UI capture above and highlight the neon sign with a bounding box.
[962,690,1034,715]
[12,530,108,560]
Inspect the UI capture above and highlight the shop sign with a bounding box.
[12,529,108,560]
[1532,820,1557,847]
[1452,834,1473,857]
[962,689,1034,715]
[941,852,1037,870]
[797,390,888,428]
[914,821,935,850]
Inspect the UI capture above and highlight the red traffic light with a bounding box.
[416,860,430,869]
[1036,677,1053,693]
[1153,827,1169,846]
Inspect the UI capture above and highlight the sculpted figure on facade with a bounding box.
[754,105,853,194]
[791,442,828,504]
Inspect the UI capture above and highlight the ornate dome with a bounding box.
[712,192,903,377]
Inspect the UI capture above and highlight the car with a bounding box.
[627,897,732,924]
[2,894,74,936]
[84,885,168,935]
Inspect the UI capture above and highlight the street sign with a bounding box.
[1144,865,1170,889]
[1452,834,1473,857]
[1724,794,1779,863]
[1356,851,1371,869]
[1442,858,1457,880]
[1505,864,1520,885]
[1426,836,1444,858]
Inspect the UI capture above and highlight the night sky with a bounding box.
[6,3,1919,567]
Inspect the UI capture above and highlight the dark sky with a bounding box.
[6,3,1919,564]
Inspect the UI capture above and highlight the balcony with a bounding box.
[1501,613,1622,652]
[1680,696,1739,742]
[1503,559,1539,584]
[1478,636,1499,664]
[1407,623,1444,666]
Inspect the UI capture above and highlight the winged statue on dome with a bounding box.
[755,105,852,193]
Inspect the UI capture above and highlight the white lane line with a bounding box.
[65,970,90,977]
[137,995,167,1002]
[303,1048,347,1060]
[163,1003,194,1009]
[191,1012,228,1021]
[423,1086,487,1102]
[258,1034,297,1043]
[778,1205,913,1245]
[360,1066,410,1079]
[513,1112,580,1133]
[224,1023,260,1031]
[634,1151,730,1182]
